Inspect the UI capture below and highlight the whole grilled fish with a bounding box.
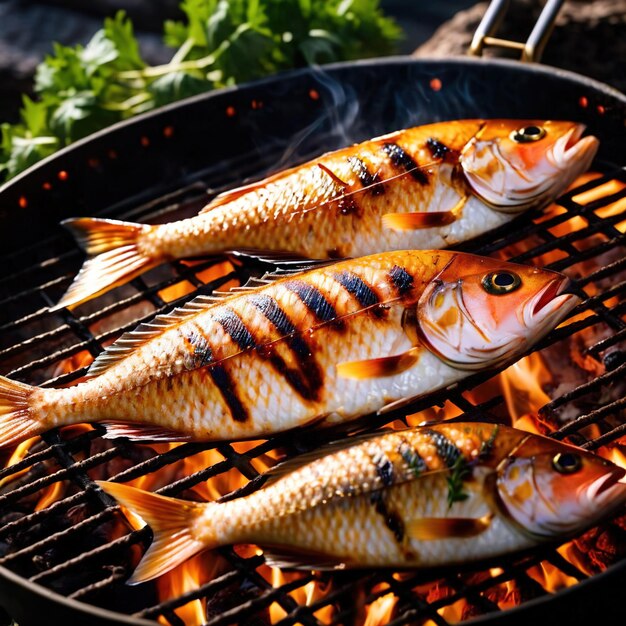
[97,422,626,583]
[0,250,579,448]
[56,119,598,308]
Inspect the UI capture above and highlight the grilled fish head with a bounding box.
[494,436,626,539]
[460,119,598,213]
[416,253,580,370]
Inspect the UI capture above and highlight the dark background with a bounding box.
[2,0,623,126]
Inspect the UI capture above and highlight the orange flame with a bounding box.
[364,592,398,626]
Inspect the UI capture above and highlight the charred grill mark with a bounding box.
[424,430,462,468]
[333,271,379,308]
[426,137,451,161]
[213,307,257,351]
[398,439,427,476]
[370,448,395,487]
[388,265,414,296]
[249,294,297,337]
[347,156,384,195]
[249,293,324,401]
[382,142,429,185]
[182,327,213,368]
[284,280,337,323]
[370,490,404,543]
[209,365,249,422]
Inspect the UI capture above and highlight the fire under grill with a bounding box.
[0,158,624,626]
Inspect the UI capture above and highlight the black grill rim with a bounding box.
[0,56,625,626]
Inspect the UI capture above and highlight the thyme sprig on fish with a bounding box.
[0,1,400,181]
[446,455,471,509]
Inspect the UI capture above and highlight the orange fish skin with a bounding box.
[97,422,626,582]
[56,119,597,309]
[1,250,579,449]
[141,121,482,261]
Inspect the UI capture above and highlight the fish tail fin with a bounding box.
[0,376,41,448]
[54,218,157,310]
[96,481,210,584]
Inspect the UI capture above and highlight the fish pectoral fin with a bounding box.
[406,514,493,540]
[382,195,468,231]
[262,545,348,570]
[382,211,458,230]
[337,347,420,379]
[101,422,192,442]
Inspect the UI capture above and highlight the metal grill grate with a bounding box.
[0,165,625,626]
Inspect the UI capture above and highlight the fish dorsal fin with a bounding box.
[199,163,303,214]
[261,430,392,488]
[85,291,243,378]
[85,259,338,378]
[229,250,339,271]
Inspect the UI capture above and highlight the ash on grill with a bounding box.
[0,166,625,626]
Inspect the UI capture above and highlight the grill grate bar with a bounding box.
[28,527,147,584]
[135,560,261,619]
[582,423,626,451]
[0,492,87,542]
[553,396,626,439]
[1,508,117,567]
[541,361,626,415]
[0,445,121,508]
[3,266,241,379]
[67,568,128,601]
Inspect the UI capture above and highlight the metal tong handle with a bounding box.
[469,0,564,63]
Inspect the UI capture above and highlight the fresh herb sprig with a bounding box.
[446,455,471,509]
[0,0,400,182]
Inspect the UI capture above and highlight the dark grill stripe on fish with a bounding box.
[424,429,463,468]
[213,308,257,351]
[249,294,297,337]
[370,490,405,543]
[426,137,451,160]
[388,265,414,296]
[182,326,214,368]
[248,293,323,401]
[208,365,249,423]
[284,280,337,323]
[381,142,429,185]
[333,271,379,308]
[398,439,427,476]
[347,156,385,195]
[370,448,395,487]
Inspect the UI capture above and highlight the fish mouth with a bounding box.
[531,277,579,317]
[553,124,599,170]
[588,467,626,504]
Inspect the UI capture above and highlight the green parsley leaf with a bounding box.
[1,1,399,182]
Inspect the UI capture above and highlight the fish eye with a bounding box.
[481,272,521,295]
[510,126,547,143]
[552,452,583,474]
